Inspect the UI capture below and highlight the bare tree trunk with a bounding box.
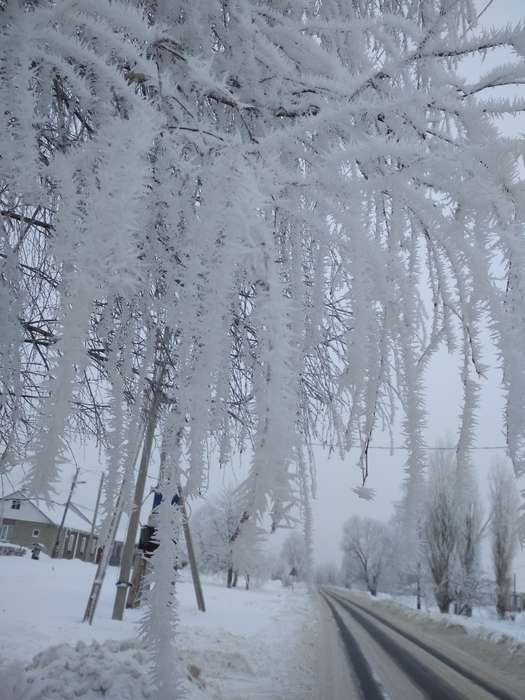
[436,587,452,614]
[496,577,511,619]
[490,464,520,620]
[227,566,233,588]
[368,573,379,597]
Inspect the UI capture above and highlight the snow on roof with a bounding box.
[1,491,93,533]
[38,500,92,532]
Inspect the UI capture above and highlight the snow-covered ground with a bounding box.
[0,554,317,699]
[372,591,525,646]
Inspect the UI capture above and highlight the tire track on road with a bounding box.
[329,591,520,700]
[327,592,467,700]
[320,591,386,700]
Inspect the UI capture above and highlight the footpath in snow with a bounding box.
[0,555,317,699]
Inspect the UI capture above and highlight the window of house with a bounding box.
[10,499,21,510]
[67,532,75,552]
[32,528,40,538]
[0,524,10,541]
[79,536,86,554]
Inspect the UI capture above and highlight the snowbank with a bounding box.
[0,640,155,700]
[0,556,316,699]
[370,591,525,648]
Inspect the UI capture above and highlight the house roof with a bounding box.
[0,491,93,533]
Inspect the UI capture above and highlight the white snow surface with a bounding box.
[372,591,525,646]
[0,555,317,699]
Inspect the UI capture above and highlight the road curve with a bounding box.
[320,588,523,700]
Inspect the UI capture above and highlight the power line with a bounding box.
[369,445,507,451]
[310,443,508,451]
[79,466,158,481]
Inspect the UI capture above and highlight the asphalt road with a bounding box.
[320,588,524,700]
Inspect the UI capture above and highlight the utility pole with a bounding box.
[83,426,146,624]
[84,473,104,562]
[83,481,125,624]
[52,467,83,559]
[126,488,206,613]
[126,549,147,609]
[0,492,6,541]
[112,368,164,621]
[0,453,9,539]
[416,561,421,610]
[180,490,205,612]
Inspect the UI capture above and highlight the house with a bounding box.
[0,491,123,565]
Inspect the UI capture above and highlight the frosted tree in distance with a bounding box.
[280,531,309,584]
[341,515,391,596]
[489,461,520,618]
[423,450,458,613]
[193,487,251,587]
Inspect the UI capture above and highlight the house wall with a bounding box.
[61,530,94,560]
[1,519,123,566]
[1,519,87,560]
[0,496,51,524]
[1,501,124,568]
[0,518,56,553]
[61,529,78,559]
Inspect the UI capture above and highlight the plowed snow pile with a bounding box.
[0,556,316,699]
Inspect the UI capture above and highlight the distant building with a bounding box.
[0,491,123,565]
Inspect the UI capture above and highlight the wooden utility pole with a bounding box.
[0,493,6,540]
[180,491,206,612]
[126,478,206,612]
[112,372,163,621]
[83,427,146,624]
[416,561,422,611]
[83,484,125,624]
[126,550,147,609]
[82,430,144,625]
[52,467,82,559]
[125,490,206,612]
[84,473,104,562]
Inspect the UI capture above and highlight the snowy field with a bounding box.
[0,555,317,699]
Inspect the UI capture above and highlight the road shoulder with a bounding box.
[331,589,525,700]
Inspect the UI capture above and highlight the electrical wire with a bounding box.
[309,443,508,451]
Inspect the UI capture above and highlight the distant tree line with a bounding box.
[328,453,521,620]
